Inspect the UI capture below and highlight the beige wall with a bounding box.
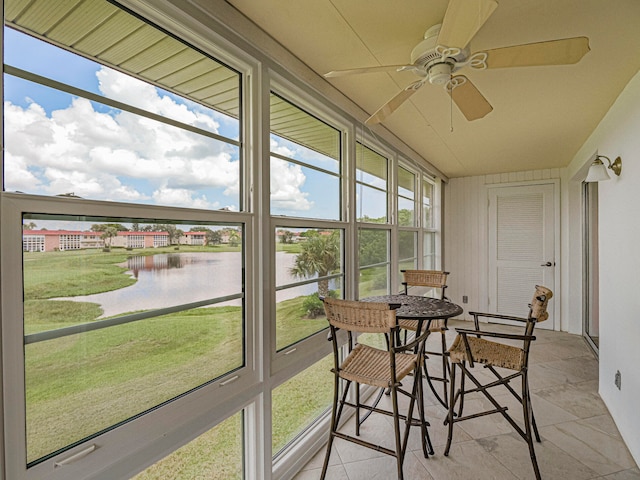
[566,68,640,466]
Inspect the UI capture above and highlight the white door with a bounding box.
[488,183,556,329]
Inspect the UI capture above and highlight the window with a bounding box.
[275,227,343,351]
[272,354,334,456]
[358,228,390,297]
[397,166,416,227]
[4,8,241,211]
[270,93,341,220]
[133,411,244,480]
[422,178,436,268]
[356,143,388,223]
[3,2,249,477]
[22,214,245,465]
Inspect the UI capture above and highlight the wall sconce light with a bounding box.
[585,155,622,182]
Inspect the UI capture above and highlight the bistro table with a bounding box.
[361,294,464,409]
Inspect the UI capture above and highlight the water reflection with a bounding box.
[59,251,320,318]
[127,253,186,278]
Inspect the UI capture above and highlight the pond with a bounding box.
[63,251,318,317]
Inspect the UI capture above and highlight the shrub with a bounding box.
[302,290,337,318]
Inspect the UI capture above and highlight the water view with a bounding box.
[59,251,317,317]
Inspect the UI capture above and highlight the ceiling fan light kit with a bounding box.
[325,0,591,125]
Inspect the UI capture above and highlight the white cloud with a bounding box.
[4,66,239,208]
[6,64,316,213]
[270,157,312,211]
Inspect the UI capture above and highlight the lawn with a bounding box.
[23,246,332,475]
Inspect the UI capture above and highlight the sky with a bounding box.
[3,27,344,219]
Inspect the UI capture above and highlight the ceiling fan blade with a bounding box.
[484,37,590,68]
[324,64,413,78]
[448,75,493,121]
[437,0,498,49]
[365,80,425,125]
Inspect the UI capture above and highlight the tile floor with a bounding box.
[293,320,640,480]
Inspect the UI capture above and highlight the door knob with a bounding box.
[541,262,554,267]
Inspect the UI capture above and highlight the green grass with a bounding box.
[22,247,332,469]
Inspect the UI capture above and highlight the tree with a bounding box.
[279,230,295,244]
[206,230,222,245]
[23,222,38,230]
[100,226,118,249]
[228,230,240,247]
[91,223,129,232]
[290,230,340,298]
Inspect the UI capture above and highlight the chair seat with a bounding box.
[448,335,524,370]
[340,344,418,388]
[398,318,446,333]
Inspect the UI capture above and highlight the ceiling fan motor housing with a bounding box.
[410,24,469,84]
[428,62,453,85]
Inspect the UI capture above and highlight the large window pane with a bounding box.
[423,179,434,228]
[275,228,343,351]
[397,166,415,227]
[358,228,389,297]
[23,214,244,464]
[4,3,242,210]
[424,232,436,270]
[133,412,243,480]
[270,94,341,220]
[398,230,417,292]
[356,143,388,222]
[272,354,333,456]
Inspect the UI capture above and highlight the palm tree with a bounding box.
[290,231,340,298]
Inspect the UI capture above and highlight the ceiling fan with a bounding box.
[324,0,590,124]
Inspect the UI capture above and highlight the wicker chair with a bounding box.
[444,285,553,480]
[321,297,434,480]
[399,269,451,407]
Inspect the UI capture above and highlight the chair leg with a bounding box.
[522,371,542,480]
[440,331,450,406]
[355,382,361,436]
[390,384,404,480]
[457,362,466,418]
[321,374,342,479]
[444,361,457,456]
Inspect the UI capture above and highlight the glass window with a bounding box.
[422,179,434,228]
[272,354,333,456]
[4,10,241,211]
[424,232,436,270]
[23,214,244,464]
[397,166,416,227]
[132,412,244,479]
[275,227,343,351]
[270,94,341,220]
[398,230,417,292]
[358,228,389,297]
[356,143,388,223]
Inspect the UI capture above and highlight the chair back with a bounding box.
[323,297,398,334]
[529,285,553,323]
[401,270,449,299]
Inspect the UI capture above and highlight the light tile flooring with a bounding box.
[294,320,640,480]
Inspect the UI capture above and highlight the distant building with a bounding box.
[111,232,169,249]
[22,230,103,252]
[181,232,207,246]
[22,230,169,252]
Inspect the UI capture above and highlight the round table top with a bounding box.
[362,294,463,320]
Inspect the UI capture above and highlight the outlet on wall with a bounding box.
[462,295,468,303]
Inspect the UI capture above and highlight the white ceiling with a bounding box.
[226,0,640,178]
